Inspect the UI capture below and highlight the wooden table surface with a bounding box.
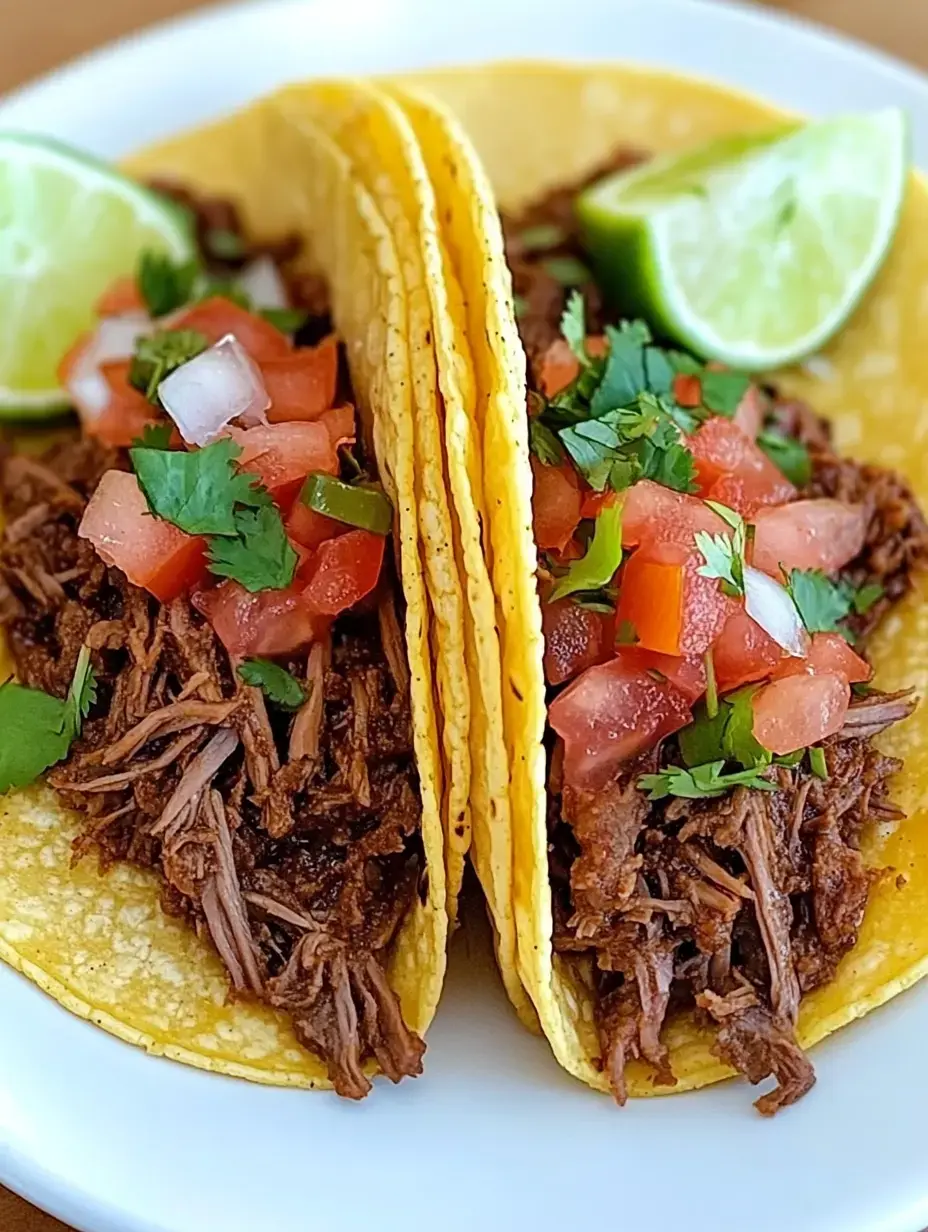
[0,0,926,1229]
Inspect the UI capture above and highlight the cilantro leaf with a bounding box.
[519,223,567,252]
[590,321,651,415]
[700,369,751,417]
[261,308,309,335]
[131,422,173,450]
[853,582,883,614]
[207,504,298,592]
[128,329,208,402]
[757,429,812,486]
[678,685,769,770]
[0,648,96,794]
[695,531,745,598]
[65,645,97,737]
[695,503,746,596]
[529,419,565,466]
[541,256,592,286]
[786,568,854,633]
[237,658,306,709]
[639,760,777,801]
[131,438,270,537]
[137,250,200,316]
[636,434,698,493]
[549,502,623,602]
[559,291,588,366]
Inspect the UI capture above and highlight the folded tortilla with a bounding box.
[385,62,928,1095]
[0,95,448,1090]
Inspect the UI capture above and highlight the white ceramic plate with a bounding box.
[3,2,928,1230]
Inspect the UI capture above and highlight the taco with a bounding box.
[385,64,928,1112]
[0,96,448,1098]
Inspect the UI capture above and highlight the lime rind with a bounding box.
[578,110,909,370]
[0,132,194,415]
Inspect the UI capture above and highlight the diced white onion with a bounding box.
[237,256,289,311]
[65,312,152,420]
[158,334,270,447]
[744,565,808,657]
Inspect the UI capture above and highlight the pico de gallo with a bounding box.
[504,154,928,1114]
[0,189,427,1099]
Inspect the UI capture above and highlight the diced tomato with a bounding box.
[542,599,615,686]
[616,541,735,657]
[320,403,356,451]
[752,499,868,578]
[262,335,338,422]
[79,470,207,601]
[713,607,783,692]
[690,416,796,515]
[532,457,582,552]
[537,334,608,398]
[300,529,386,617]
[621,479,729,549]
[549,657,692,790]
[673,373,702,408]
[95,275,143,317]
[229,421,341,509]
[616,646,707,703]
[94,360,170,447]
[539,338,580,398]
[173,297,291,363]
[57,333,163,448]
[193,579,325,658]
[752,672,850,755]
[733,384,764,439]
[286,500,346,552]
[773,632,871,685]
[580,488,617,521]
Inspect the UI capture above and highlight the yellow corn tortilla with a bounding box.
[272,82,523,1009]
[0,96,448,1091]
[388,61,928,1096]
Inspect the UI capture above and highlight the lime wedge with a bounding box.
[576,110,909,369]
[0,133,194,416]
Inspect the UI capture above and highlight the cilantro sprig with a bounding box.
[134,250,304,337]
[639,760,777,801]
[128,329,208,402]
[785,568,883,635]
[138,252,200,317]
[695,501,747,598]
[130,437,270,537]
[130,438,297,592]
[532,295,752,499]
[0,647,96,794]
[237,659,307,709]
[208,505,298,592]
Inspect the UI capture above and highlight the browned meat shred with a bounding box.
[509,157,926,1114]
[0,437,425,1097]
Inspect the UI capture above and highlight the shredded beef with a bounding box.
[503,147,645,380]
[0,441,424,1097]
[512,160,925,1114]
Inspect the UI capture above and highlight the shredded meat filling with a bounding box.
[0,437,425,1098]
[506,153,928,1114]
